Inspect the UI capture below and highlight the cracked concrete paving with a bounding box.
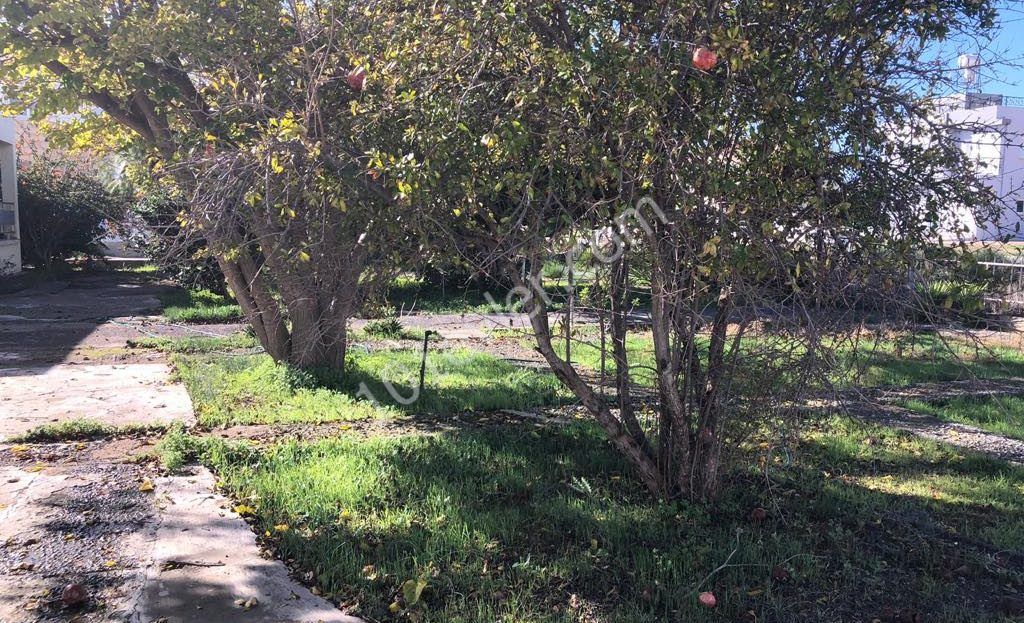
[133,468,363,623]
[0,363,195,441]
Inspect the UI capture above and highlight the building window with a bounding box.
[1017,200,1024,214]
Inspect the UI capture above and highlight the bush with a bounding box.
[363,317,405,339]
[17,159,113,270]
[130,191,227,294]
[541,259,566,280]
[916,279,986,321]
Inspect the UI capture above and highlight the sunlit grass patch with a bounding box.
[172,347,568,427]
[172,353,396,427]
[902,395,1024,441]
[342,347,569,413]
[128,331,259,354]
[555,329,1024,389]
[158,288,242,323]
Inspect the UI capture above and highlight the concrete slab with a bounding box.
[133,467,363,623]
[0,461,154,623]
[0,363,195,440]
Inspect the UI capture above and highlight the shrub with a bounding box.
[916,279,986,321]
[363,317,405,339]
[541,259,566,280]
[17,159,113,270]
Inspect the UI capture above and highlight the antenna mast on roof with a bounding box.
[958,53,982,92]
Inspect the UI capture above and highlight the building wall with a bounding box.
[0,118,19,274]
[940,97,1024,241]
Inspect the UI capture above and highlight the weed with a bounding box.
[363,317,406,340]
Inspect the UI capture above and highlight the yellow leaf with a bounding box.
[139,477,155,492]
[234,504,256,516]
[273,524,289,533]
[298,250,311,262]
[389,601,401,613]
[104,559,117,568]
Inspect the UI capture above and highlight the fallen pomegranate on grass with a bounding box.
[698,591,717,608]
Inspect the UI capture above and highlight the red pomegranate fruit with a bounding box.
[347,67,366,91]
[61,583,88,607]
[692,47,718,71]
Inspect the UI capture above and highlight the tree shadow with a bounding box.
[0,267,174,374]
[209,421,1024,622]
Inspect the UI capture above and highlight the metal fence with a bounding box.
[976,261,1024,309]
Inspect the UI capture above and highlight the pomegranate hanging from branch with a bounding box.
[692,46,718,71]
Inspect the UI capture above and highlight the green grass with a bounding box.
[158,288,243,323]
[172,353,398,427]
[8,419,165,443]
[903,395,1024,441]
[343,347,568,414]
[128,331,259,353]
[172,348,568,427]
[180,418,1024,622]
[555,329,1024,390]
[835,333,1024,387]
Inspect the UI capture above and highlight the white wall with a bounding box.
[0,118,19,274]
[942,99,1024,241]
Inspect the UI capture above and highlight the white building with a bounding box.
[934,90,1024,241]
[0,118,18,273]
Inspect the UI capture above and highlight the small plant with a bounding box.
[541,259,566,280]
[9,419,164,443]
[916,279,986,320]
[364,317,405,339]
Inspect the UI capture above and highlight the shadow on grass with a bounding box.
[199,419,1024,623]
[847,350,1024,387]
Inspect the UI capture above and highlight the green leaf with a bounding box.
[401,577,427,605]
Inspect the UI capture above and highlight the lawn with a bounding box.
[171,417,1024,622]
[128,331,259,353]
[557,329,1024,389]
[173,347,568,427]
[903,395,1024,441]
[157,287,243,323]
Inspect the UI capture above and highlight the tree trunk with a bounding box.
[218,254,291,361]
[512,266,664,497]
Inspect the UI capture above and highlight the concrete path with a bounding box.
[0,363,194,440]
[134,468,362,623]
[841,378,1024,465]
[0,270,363,623]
